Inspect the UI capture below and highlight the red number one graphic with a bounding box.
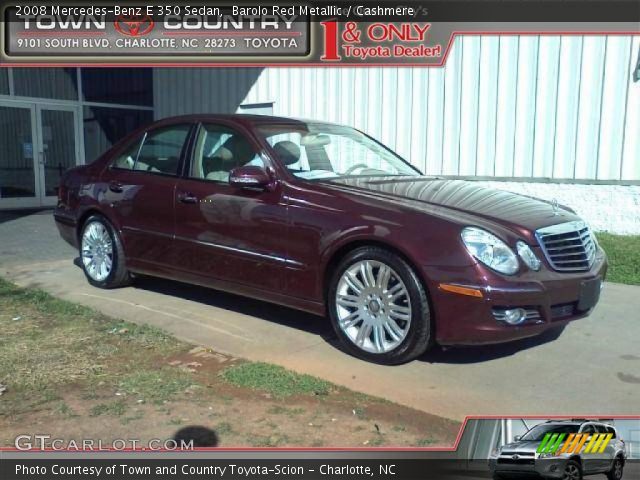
[320,21,341,61]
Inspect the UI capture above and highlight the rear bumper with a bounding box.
[53,211,78,249]
[423,251,607,346]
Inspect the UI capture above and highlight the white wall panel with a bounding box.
[598,36,634,180]
[476,37,500,176]
[553,37,583,179]
[513,37,539,177]
[154,35,640,182]
[532,36,561,178]
[459,37,481,176]
[494,37,519,177]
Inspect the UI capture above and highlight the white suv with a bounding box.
[489,420,627,480]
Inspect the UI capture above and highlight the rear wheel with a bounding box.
[80,215,130,289]
[607,457,624,480]
[328,247,432,365]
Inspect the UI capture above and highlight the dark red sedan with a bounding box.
[54,115,607,364]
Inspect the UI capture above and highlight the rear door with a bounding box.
[172,122,288,293]
[101,123,193,270]
[579,424,599,473]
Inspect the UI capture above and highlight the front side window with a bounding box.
[258,123,420,180]
[190,124,264,183]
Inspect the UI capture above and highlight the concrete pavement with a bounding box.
[1,210,639,420]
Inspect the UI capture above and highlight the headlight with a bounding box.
[461,227,519,275]
[516,241,541,271]
[538,452,556,459]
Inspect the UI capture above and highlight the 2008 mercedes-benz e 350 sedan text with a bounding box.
[54,115,607,364]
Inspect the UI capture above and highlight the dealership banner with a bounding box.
[0,1,638,65]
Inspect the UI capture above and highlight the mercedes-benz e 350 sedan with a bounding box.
[55,115,606,364]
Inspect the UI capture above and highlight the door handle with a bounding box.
[108,181,124,193]
[178,192,198,204]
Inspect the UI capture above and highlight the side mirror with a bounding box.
[514,435,522,442]
[229,166,272,190]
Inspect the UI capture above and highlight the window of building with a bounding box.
[0,70,8,95]
[81,69,153,106]
[13,68,78,100]
[191,124,264,183]
[135,125,190,175]
[83,106,153,163]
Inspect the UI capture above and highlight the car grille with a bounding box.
[498,451,535,465]
[536,221,597,272]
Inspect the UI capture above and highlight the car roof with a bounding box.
[152,114,343,129]
[541,420,614,427]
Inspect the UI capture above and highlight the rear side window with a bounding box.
[111,124,190,175]
[112,136,143,170]
[607,426,617,438]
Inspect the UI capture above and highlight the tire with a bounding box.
[79,214,131,289]
[563,460,583,480]
[606,457,624,480]
[327,246,432,365]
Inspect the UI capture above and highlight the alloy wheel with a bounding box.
[563,464,581,480]
[335,260,411,354]
[81,221,114,282]
[613,459,622,479]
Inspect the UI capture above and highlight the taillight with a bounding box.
[57,184,67,204]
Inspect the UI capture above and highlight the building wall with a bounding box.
[154,35,640,233]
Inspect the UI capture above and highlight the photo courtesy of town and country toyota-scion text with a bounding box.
[0,1,639,479]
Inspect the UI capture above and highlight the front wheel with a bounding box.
[80,215,131,289]
[563,460,583,480]
[328,247,432,365]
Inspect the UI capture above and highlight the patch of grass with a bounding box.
[215,422,234,435]
[415,438,436,447]
[222,362,331,398]
[596,233,640,285]
[117,369,198,405]
[267,405,305,416]
[90,400,127,417]
[250,434,290,447]
[55,402,79,418]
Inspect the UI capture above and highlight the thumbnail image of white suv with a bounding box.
[489,420,626,480]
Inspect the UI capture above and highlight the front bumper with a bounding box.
[489,456,568,479]
[424,250,607,346]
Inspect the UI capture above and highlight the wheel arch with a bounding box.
[322,237,432,308]
[76,207,118,244]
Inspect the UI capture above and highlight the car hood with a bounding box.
[324,176,581,233]
[501,441,541,453]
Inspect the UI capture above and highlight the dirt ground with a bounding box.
[0,278,460,448]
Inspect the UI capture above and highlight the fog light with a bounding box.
[503,308,527,325]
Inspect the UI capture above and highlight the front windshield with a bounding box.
[258,122,421,180]
[520,424,580,441]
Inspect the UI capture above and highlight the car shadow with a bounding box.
[71,257,566,366]
[417,326,566,365]
[128,273,335,340]
[0,208,53,225]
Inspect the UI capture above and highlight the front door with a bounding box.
[0,101,80,209]
[173,122,287,293]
